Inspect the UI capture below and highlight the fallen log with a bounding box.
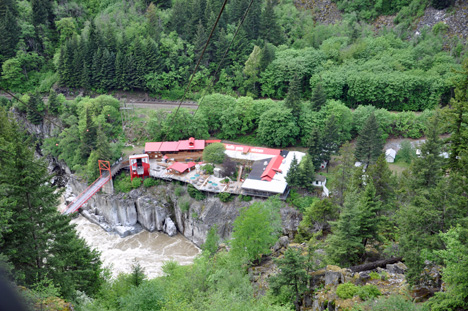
[350,257,403,273]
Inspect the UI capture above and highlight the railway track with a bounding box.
[0,92,198,110]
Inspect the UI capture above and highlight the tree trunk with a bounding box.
[350,257,403,273]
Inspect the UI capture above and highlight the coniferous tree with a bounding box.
[298,155,315,190]
[286,154,300,188]
[31,0,53,27]
[0,109,102,299]
[193,20,207,61]
[326,191,364,266]
[47,89,60,115]
[284,74,302,119]
[269,248,309,311]
[114,50,125,90]
[259,0,283,45]
[356,181,382,252]
[27,92,44,125]
[333,142,356,206]
[307,127,323,169]
[0,0,20,63]
[95,126,111,162]
[355,113,383,166]
[320,115,340,170]
[366,154,395,208]
[91,48,103,88]
[243,0,261,40]
[80,108,97,161]
[311,83,327,112]
[259,42,275,71]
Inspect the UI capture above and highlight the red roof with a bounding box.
[160,141,180,152]
[167,162,196,173]
[178,139,205,151]
[224,144,281,156]
[145,142,163,152]
[261,155,284,181]
[206,140,221,144]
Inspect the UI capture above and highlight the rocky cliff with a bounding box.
[66,175,302,246]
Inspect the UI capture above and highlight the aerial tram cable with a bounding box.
[154,0,229,155]
[192,0,257,120]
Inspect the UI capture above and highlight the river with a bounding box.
[71,215,201,279]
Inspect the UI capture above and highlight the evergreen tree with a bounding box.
[243,0,261,40]
[333,142,355,206]
[82,62,91,91]
[269,248,309,311]
[320,115,340,169]
[356,181,382,251]
[0,0,20,63]
[355,113,383,166]
[298,155,315,190]
[100,49,116,90]
[285,154,300,188]
[0,110,102,299]
[47,89,60,115]
[259,0,283,46]
[366,154,395,208]
[80,108,97,161]
[31,0,53,27]
[95,126,111,162]
[91,48,103,88]
[310,83,327,112]
[193,20,207,61]
[114,50,125,90]
[259,42,275,71]
[284,74,302,119]
[326,191,364,266]
[27,92,44,125]
[307,127,323,169]
[202,225,220,257]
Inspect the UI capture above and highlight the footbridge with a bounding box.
[62,159,129,215]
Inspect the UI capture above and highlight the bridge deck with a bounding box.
[63,175,110,215]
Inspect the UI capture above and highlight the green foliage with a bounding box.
[218,192,233,203]
[258,106,300,147]
[355,113,383,165]
[203,164,214,175]
[202,225,219,257]
[114,174,133,193]
[310,83,327,112]
[425,225,468,310]
[174,186,184,197]
[397,140,416,163]
[130,261,145,287]
[203,143,226,164]
[231,197,283,263]
[179,200,190,212]
[369,271,380,280]
[336,282,358,299]
[187,184,205,200]
[240,195,252,202]
[143,178,159,188]
[0,110,102,299]
[131,178,142,189]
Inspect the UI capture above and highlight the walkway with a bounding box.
[63,174,111,215]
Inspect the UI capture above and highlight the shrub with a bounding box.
[369,271,380,280]
[357,284,381,301]
[336,282,358,299]
[202,143,226,164]
[143,178,159,188]
[203,164,214,175]
[188,184,205,200]
[175,186,184,197]
[239,195,252,202]
[180,200,190,212]
[114,174,132,193]
[218,192,232,202]
[132,177,142,189]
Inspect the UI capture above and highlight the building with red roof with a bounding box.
[167,162,196,174]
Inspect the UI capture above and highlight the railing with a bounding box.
[63,174,110,214]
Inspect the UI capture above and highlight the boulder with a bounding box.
[273,236,289,252]
[164,217,177,237]
[386,262,407,275]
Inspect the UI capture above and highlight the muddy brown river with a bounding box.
[71,215,201,279]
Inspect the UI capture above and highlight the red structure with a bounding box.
[129,154,150,181]
[167,161,196,174]
[63,160,111,215]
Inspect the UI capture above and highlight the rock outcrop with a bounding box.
[66,177,302,245]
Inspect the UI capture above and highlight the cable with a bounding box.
[155,0,229,153]
[192,0,256,120]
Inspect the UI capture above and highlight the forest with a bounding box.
[1,0,468,310]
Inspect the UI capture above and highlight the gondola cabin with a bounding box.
[129,154,150,181]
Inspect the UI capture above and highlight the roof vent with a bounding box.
[264,161,268,166]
